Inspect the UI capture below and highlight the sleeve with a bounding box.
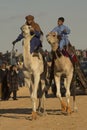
[15,33,24,43]
[51,27,58,34]
[63,26,71,34]
[51,27,59,35]
[34,31,41,38]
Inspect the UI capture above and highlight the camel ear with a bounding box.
[20,24,25,31]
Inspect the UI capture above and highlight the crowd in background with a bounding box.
[0,48,87,65]
[0,61,25,101]
[0,48,87,101]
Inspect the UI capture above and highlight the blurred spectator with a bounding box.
[7,65,19,100]
[18,67,25,87]
[0,62,9,100]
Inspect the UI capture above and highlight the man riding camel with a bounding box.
[52,17,70,50]
[49,17,78,86]
[12,15,43,56]
[12,15,47,79]
[51,17,78,63]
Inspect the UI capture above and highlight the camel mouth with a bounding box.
[22,31,25,33]
[22,32,26,36]
[22,31,28,36]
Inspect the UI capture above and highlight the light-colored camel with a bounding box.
[46,32,77,114]
[21,24,45,119]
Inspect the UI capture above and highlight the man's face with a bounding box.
[57,20,63,26]
[2,63,6,69]
[26,19,33,25]
[13,66,16,71]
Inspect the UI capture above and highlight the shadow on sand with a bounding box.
[0,108,32,120]
[0,108,32,115]
[0,104,66,121]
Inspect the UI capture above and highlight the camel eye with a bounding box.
[53,34,55,37]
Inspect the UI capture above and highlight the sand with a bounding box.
[0,86,87,130]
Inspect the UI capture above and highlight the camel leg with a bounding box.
[64,74,73,114]
[38,79,46,115]
[23,71,31,88]
[23,70,33,96]
[54,75,66,112]
[72,71,78,112]
[31,73,40,119]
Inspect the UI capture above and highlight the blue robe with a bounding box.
[52,25,70,49]
[15,31,42,53]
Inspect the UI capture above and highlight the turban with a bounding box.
[25,15,34,20]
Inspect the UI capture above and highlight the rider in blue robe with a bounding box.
[52,17,70,50]
[12,15,43,54]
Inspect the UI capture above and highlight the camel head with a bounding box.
[21,24,30,37]
[46,32,59,51]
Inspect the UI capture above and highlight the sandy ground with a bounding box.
[0,86,87,130]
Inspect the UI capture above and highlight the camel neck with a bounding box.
[24,34,30,38]
[51,42,59,51]
[23,36,31,62]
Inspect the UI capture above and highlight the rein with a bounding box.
[52,48,62,60]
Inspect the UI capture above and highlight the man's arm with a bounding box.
[34,31,41,38]
[51,26,58,34]
[12,33,24,45]
[62,26,71,35]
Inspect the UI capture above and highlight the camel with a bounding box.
[46,32,77,114]
[21,24,45,119]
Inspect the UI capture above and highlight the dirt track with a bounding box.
[0,86,87,130]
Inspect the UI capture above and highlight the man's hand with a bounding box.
[63,29,67,33]
[12,40,16,45]
[30,27,35,32]
[62,29,67,34]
